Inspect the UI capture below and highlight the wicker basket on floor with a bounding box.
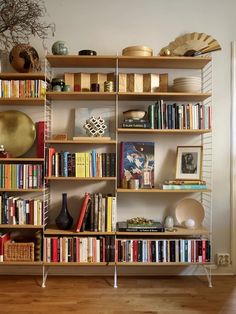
[4,241,35,262]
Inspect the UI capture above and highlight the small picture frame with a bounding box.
[175,146,203,180]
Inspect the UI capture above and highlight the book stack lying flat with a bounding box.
[117,221,164,232]
[159,180,207,190]
[122,119,150,129]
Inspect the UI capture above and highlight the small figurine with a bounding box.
[0,145,11,158]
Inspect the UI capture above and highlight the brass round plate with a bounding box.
[0,110,36,157]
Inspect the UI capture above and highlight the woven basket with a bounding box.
[4,241,35,262]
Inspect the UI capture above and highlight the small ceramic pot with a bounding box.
[52,41,69,55]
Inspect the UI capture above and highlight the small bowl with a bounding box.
[123,110,146,120]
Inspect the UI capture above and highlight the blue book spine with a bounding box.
[92,150,97,177]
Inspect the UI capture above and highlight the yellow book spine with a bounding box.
[106,195,112,232]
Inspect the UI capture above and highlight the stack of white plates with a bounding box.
[173,76,201,92]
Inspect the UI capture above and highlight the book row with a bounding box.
[116,239,211,263]
[0,80,47,98]
[76,193,116,232]
[0,164,44,189]
[45,148,116,178]
[44,236,115,263]
[0,193,44,225]
[148,101,211,130]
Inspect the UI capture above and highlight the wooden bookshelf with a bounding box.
[117,188,211,193]
[0,261,43,265]
[117,129,212,134]
[0,188,45,192]
[45,226,115,236]
[116,262,212,266]
[117,56,212,69]
[46,177,116,181]
[45,139,117,144]
[46,55,117,68]
[46,91,116,101]
[0,158,44,162]
[0,72,47,80]
[0,224,44,229]
[0,98,45,106]
[118,92,211,101]
[116,227,210,236]
[44,262,115,266]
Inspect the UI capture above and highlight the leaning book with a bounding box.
[120,142,155,188]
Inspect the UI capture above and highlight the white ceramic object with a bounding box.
[123,110,146,120]
[184,218,196,229]
[164,216,174,229]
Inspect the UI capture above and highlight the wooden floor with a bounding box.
[0,276,235,313]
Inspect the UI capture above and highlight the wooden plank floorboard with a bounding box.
[0,276,235,313]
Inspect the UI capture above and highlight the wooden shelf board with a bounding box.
[0,98,45,106]
[46,176,116,181]
[0,188,45,192]
[0,72,47,80]
[46,55,117,68]
[117,129,212,134]
[117,188,211,193]
[45,139,117,144]
[0,261,43,265]
[0,224,44,229]
[45,227,115,236]
[0,158,44,162]
[46,91,116,100]
[46,55,211,69]
[118,92,211,101]
[44,262,115,266]
[116,262,213,266]
[118,56,212,69]
[117,227,209,236]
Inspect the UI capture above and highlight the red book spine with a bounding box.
[76,193,90,232]
[76,237,80,262]
[37,121,45,158]
[202,240,206,263]
[191,240,194,263]
[133,240,138,262]
[52,238,58,262]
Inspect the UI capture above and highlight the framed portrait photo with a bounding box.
[175,146,203,180]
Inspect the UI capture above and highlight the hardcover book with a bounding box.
[120,142,155,187]
[117,221,164,232]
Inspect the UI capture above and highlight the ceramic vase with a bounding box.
[55,193,73,230]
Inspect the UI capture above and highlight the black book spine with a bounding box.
[151,240,156,262]
[110,153,116,177]
[138,240,142,262]
[71,153,75,177]
[102,153,106,177]
[105,153,111,177]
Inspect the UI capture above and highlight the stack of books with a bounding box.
[159,180,207,190]
[117,221,164,232]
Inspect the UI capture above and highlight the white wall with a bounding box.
[31,0,236,273]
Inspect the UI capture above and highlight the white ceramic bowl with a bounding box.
[123,110,146,120]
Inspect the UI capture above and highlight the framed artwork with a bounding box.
[120,142,155,188]
[175,146,203,180]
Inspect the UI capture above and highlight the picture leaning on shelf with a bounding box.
[159,145,206,190]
